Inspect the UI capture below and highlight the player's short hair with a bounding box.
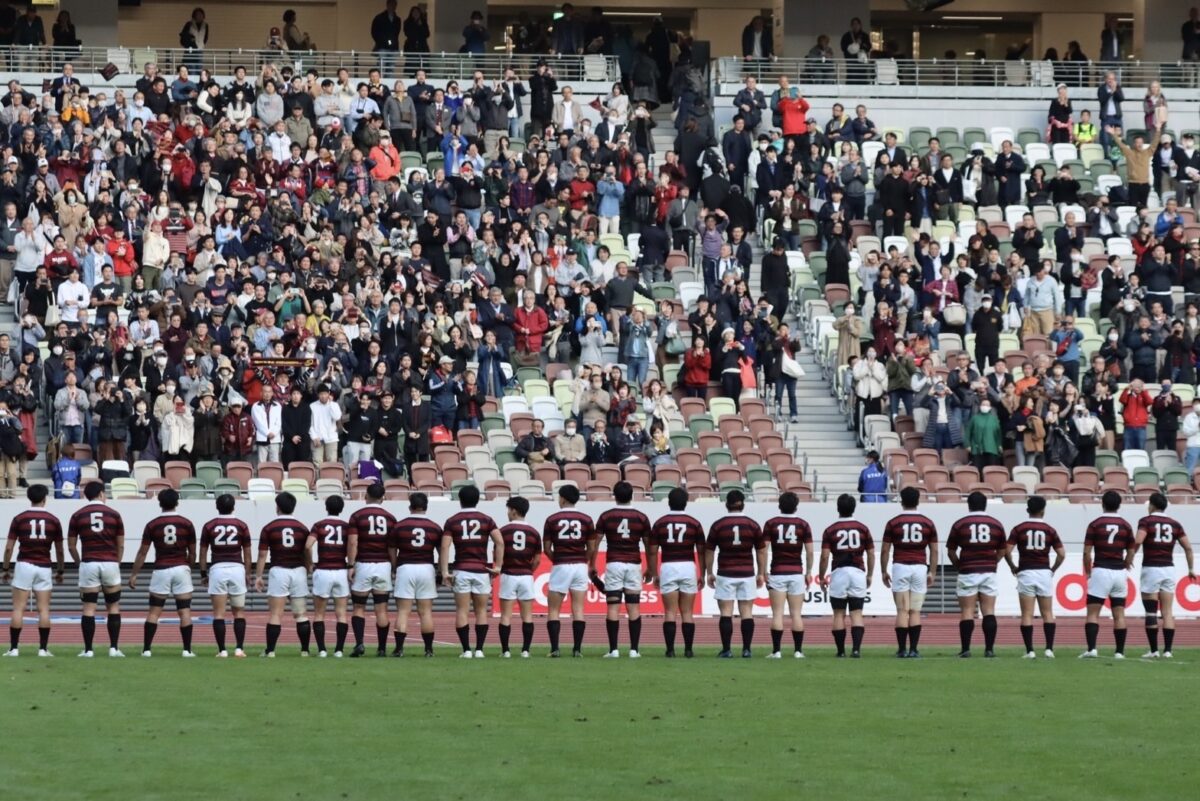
[366,481,384,500]
[966,491,987,512]
[558,484,580,505]
[613,481,633,504]
[507,496,530,517]
[409,492,428,513]
[778,491,799,515]
[899,486,919,509]
[836,493,856,517]
[667,487,689,511]
[725,489,746,511]
[83,482,104,501]
[27,483,49,504]
[1026,496,1046,516]
[325,495,345,515]
[157,488,179,510]
[1101,489,1122,512]
[1148,491,1168,512]
[275,491,297,515]
[458,484,481,508]
[215,493,236,515]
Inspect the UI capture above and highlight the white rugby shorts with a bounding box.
[547,563,589,594]
[603,562,643,594]
[78,561,121,589]
[890,563,928,594]
[713,575,757,601]
[351,562,393,594]
[767,573,807,595]
[452,570,492,595]
[207,563,247,596]
[1016,568,1053,597]
[267,565,309,598]
[12,562,52,592]
[956,571,998,598]
[1140,566,1176,595]
[149,565,193,596]
[312,568,350,599]
[499,574,535,601]
[658,562,699,594]
[830,566,867,599]
[1087,567,1128,599]
[393,564,437,600]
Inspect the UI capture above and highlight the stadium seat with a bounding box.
[194,461,223,489]
[110,478,140,500]
[286,462,316,487]
[163,460,192,488]
[211,479,242,498]
[132,460,162,489]
[179,479,208,500]
[247,478,277,500]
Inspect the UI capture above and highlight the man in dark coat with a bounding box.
[400,385,432,467]
[760,237,790,319]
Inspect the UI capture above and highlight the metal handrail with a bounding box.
[718,56,1200,90]
[0,45,620,82]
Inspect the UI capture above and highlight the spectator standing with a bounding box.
[192,389,223,464]
[965,399,1003,469]
[221,398,254,464]
[1182,400,1200,474]
[160,395,193,464]
[1152,382,1182,452]
[1119,379,1153,450]
[403,5,429,53]
[251,385,282,463]
[371,0,402,53]
[52,370,88,446]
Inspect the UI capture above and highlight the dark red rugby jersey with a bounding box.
[391,515,443,566]
[200,516,251,565]
[821,519,874,571]
[543,510,596,564]
[595,507,651,564]
[1007,520,1062,571]
[144,513,196,570]
[652,512,706,565]
[309,517,350,570]
[259,517,311,569]
[706,514,764,578]
[946,514,1006,574]
[68,503,124,563]
[1137,514,1185,568]
[501,523,542,576]
[882,512,938,565]
[1085,514,1134,570]
[444,510,499,572]
[9,510,63,567]
[763,514,813,575]
[348,505,398,563]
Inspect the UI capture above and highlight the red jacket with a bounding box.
[1120,387,1153,427]
[514,305,549,352]
[683,348,711,388]
[778,96,811,137]
[221,411,255,457]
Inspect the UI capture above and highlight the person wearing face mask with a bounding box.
[554,420,586,465]
[964,398,1003,469]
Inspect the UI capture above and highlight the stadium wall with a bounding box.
[7,500,1198,618]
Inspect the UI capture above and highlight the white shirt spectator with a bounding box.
[308,398,342,444]
[251,399,282,444]
[55,277,90,323]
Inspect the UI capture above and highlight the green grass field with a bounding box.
[2,647,1197,801]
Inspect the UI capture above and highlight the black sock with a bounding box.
[234,618,246,649]
[606,618,619,651]
[499,623,511,652]
[718,616,733,651]
[959,619,974,652]
[663,621,677,651]
[1085,621,1099,651]
[1164,627,1176,652]
[81,615,95,651]
[682,622,695,649]
[213,619,227,652]
[1114,627,1126,655]
[1043,622,1056,650]
[850,625,864,652]
[456,625,470,652]
[38,626,49,650]
[181,624,193,652]
[629,618,642,651]
[547,620,561,651]
[741,618,755,651]
[833,628,846,655]
[313,621,326,652]
[572,620,586,652]
[770,627,783,653]
[335,622,348,652]
[908,625,921,650]
[982,615,997,651]
[792,630,804,653]
[376,624,389,651]
[297,621,311,652]
[143,621,157,652]
[895,626,907,652]
[351,615,365,648]
[265,623,281,653]
[394,630,407,651]
[474,623,488,651]
[422,631,434,652]
[106,614,121,648]
[1020,624,1034,652]
[1146,621,1159,653]
[521,622,534,652]
[9,626,19,649]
